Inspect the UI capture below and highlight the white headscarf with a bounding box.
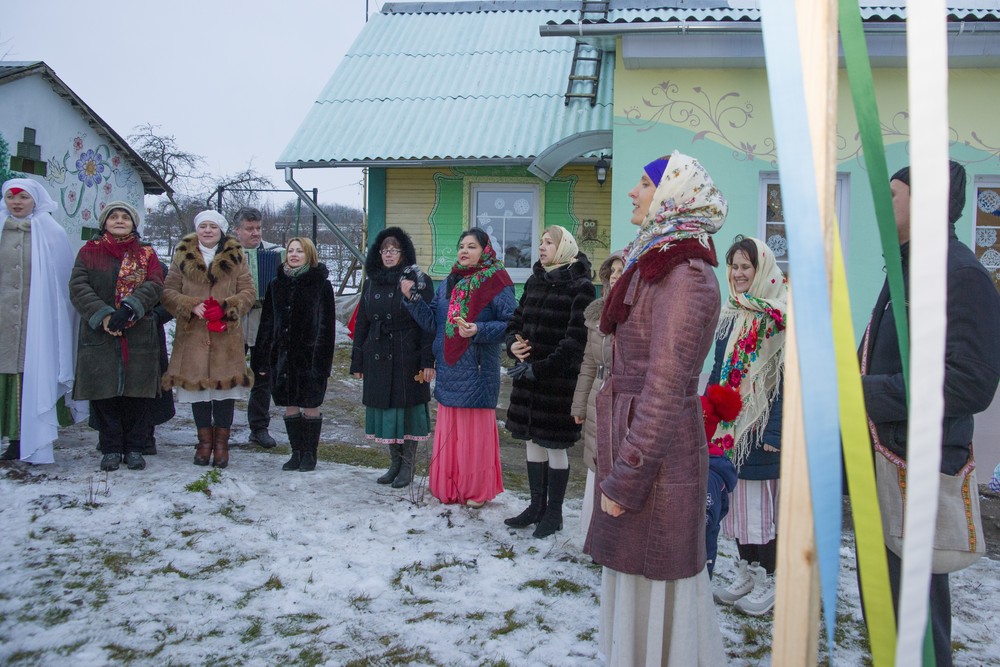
[1,179,87,463]
[193,210,229,233]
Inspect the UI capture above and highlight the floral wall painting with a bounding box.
[44,132,141,236]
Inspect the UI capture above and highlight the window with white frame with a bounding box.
[471,183,540,282]
[973,178,1000,294]
[758,172,850,274]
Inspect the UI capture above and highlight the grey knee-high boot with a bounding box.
[378,443,403,484]
[282,415,304,471]
[391,440,417,488]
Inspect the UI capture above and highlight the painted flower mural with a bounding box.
[75,149,106,188]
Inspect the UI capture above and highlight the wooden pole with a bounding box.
[772,0,838,664]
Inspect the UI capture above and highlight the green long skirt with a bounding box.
[0,373,74,440]
[364,404,431,444]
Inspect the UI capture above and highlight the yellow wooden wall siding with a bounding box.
[385,166,613,282]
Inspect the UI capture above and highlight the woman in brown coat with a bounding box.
[570,251,622,539]
[584,152,728,666]
[161,210,255,468]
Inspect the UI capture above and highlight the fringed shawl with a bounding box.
[712,237,787,468]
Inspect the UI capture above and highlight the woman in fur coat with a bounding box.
[350,227,434,488]
[161,211,256,469]
[253,237,336,472]
[69,201,164,472]
[504,225,595,539]
[570,251,623,538]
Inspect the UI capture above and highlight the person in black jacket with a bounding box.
[253,238,336,472]
[860,160,1000,667]
[351,228,435,488]
[504,225,595,538]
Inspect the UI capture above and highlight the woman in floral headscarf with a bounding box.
[708,235,786,617]
[585,151,728,666]
[0,179,83,464]
[401,228,516,507]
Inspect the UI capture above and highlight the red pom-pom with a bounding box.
[706,383,742,422]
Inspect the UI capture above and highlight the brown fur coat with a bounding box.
[161,233,255,392]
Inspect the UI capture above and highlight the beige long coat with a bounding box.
[570,297,612,472]
[161,234,255,392]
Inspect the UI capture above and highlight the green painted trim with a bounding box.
[367,167,387,242]
[429,173,467,274]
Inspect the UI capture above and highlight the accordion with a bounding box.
[256,249,282,299]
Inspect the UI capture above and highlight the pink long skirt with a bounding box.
[429,405,504,505]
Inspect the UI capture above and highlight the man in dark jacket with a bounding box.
[234,207,284,448]
[861,160,1000,667]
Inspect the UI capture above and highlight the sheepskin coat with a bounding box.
[350,227,435,409]
[253,263,336,409]
[571,297,612,471]
[504,254,595,448]
[68,238,164,401]
[160,233,255,392]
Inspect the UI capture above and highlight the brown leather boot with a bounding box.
[212,427,231,469]
[194,428,213,466]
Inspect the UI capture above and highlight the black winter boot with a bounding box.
[298,417,322,472]
[1,439,20,461]
[282,414,304,471]
[505,461,548,527]
[391,441,417,488]
[378,443,403,484]
[533,466,569,538]
[143,427,157,455]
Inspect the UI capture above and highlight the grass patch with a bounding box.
[103,642,165,662]
[349,592,372,611]
[405,610,440,624]
[240,617,263,643]
[42,606,72,626]
[577,628,596,641]
[152,561,191,579]
[489,609,526,638]
[274,612,328,638]
[102,552,132,577]
[519,577,586,595]
[343,644,439,667]
[185,468,222,495]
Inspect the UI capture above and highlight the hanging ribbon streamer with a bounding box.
[759,1,843,654]
[838,0,910,387]
[832,222,896,667]
[899,2,950,666]
[837,1,907,663]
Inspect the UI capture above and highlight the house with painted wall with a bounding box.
[279,0,1000,467]
[0,61,169,245]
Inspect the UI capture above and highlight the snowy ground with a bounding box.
[1,337,998,665]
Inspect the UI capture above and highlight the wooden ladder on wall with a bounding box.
[563,0,609,106]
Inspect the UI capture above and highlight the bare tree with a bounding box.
[207,166,275,219]
[128,123,204,236]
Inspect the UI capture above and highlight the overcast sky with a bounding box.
[3,0,377,211]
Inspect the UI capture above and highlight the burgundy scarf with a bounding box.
[600,237,717,335]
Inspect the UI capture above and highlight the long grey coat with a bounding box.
[585,254,720,581]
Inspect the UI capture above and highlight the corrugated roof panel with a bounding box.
[280,7,613,166]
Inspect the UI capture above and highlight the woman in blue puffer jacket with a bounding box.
[402,228,516,507]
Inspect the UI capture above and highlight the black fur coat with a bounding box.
[253,263,336,408]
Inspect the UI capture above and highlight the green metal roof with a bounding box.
[277,3,614,168]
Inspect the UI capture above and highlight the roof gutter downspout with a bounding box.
[284,167,366,263]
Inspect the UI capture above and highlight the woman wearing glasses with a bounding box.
[351,228,435,488]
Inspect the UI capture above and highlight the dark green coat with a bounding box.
[69,236,164,401]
